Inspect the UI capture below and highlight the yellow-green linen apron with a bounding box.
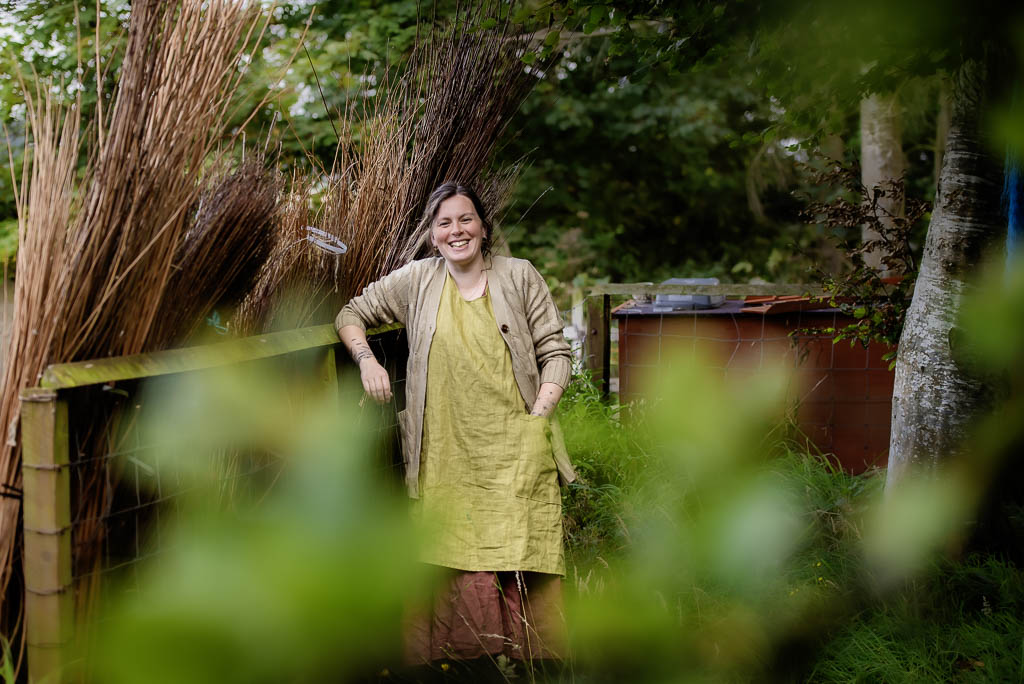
[416,274,564,575]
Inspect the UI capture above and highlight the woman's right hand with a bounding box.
[359,358,393,403]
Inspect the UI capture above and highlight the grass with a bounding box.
[556,372,1024,682]
[0,634,13,684]
[808,556,1024,682]
[558,372,650,568]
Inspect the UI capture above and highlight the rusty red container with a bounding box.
[614,300,894,473]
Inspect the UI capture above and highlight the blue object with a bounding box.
[1005,152,1023,269]
[206,310,229,335]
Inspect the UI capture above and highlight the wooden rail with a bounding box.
[38,322,402,390]
[586,282,825,297]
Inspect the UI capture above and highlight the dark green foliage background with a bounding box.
[0,0,864,284]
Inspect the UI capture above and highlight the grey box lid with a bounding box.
[654,277,726,310]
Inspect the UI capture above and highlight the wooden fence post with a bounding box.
[20,387,73,684]
[584,294,611,400]
[601,294,610,401]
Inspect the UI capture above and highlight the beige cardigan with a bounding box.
[336,256,577,498]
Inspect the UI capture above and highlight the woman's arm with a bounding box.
[335,263,420,404]
[523,264,572,390]
[338,325,392,403]
[521,263,571,416]
[530,382,564,417]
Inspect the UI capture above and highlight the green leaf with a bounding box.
[521,52,537,65]
[480,18,497,30]
[584,6,608,34]
[544,29,560,47]
[512,6,532,24]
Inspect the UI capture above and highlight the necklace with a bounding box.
[458,271,487,300]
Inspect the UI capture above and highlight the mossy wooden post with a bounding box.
[21,387,72,684]
[584,294,611,400]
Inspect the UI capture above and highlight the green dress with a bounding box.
[415,274,564,575]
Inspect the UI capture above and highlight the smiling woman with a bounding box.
[335,182,575,673]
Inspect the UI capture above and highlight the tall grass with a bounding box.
[559,373,651,568]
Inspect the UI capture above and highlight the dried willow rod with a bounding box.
[0,0,285,661]
[238,3,551,333]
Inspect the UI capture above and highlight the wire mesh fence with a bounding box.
[65,336,408,587]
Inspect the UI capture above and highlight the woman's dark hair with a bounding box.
[419,182,493,257]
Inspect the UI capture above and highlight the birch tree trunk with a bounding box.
[886,59,1004,490]
[860,93,906,273]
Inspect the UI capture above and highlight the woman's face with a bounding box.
[430,194,485,268]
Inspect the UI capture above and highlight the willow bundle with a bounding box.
[238,5,548,333]
[0,81,82,662]
[0,0,277,660]
[153,157,281,344]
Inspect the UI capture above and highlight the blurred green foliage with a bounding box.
[89,364,430,684]
[81,257,1024,681]
[550,260,1024,681]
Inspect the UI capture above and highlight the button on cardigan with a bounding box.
[335,256,576,498]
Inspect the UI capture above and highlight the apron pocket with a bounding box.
[514,414,560,504]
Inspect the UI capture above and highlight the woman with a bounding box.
[335,182,575,669]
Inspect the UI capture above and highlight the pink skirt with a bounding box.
[403,569,567,664]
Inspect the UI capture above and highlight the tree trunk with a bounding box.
[886,59,1004,490]
[860,93,906,273]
